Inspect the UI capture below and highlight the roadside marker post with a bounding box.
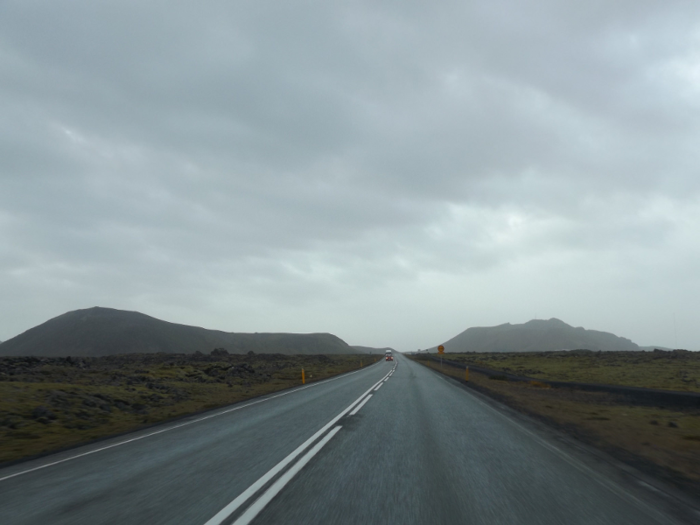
[438,345,444,369]
[302,368,305,384]
[465,366,469,382]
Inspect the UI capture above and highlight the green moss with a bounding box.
[445,351,700,392]
[0,354,376,464]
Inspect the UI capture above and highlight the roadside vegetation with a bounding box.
[411,351,700,497]
[0,352,375,465]
[444,349,700,392]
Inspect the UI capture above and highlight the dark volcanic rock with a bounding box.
[31,406,56,421]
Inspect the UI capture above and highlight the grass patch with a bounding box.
[0,353,377,464]
[440,350,700,392]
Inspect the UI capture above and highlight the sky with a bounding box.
[2,1,700,352]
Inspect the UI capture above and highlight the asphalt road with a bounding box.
[0,354,696,524]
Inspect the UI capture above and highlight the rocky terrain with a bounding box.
[0,350,374,464]
[445,349,700,392]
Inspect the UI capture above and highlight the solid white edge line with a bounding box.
[420,360,681,525]
[349,395,373,416]
[203,370,391,525]
[233,426,343,525]
[374,383,383,392]
[0,362,379,483]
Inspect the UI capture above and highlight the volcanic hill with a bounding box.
[0,307,360,357]
[436,318,639,353]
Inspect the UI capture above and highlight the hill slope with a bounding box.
[437,318,639,353]
[0,307,356,357]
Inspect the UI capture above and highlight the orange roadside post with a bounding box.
[465,366,469,382]
[302,368,305,384]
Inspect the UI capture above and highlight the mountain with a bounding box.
[0,307,357,357]
[436,318,639,353]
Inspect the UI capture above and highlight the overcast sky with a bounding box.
[2,1,699,351]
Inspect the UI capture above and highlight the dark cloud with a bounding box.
[2,1,700,349]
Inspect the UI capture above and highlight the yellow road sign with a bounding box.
[438,345,445,354]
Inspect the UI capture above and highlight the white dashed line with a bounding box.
[0,363,377,483]
[232,426,343,525]
[349,394,374,416]
[204,369,390,525]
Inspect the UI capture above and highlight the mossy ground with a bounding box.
[443,349,700,392]
[412,355,700,497]
[0,353,377,464]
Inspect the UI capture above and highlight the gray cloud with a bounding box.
[2,1,700,350]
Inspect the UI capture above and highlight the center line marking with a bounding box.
[349,394,373,415]
[0,363,379,483]
[204,370,390,525]
[374,383,383,392]
[233,426,343,525]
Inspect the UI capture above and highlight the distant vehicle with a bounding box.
[385,350,393,361]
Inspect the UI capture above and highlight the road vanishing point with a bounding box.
[0,354,697,524]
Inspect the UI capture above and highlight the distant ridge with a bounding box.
[351,345,396,354]
[435,318,639,353]
[0,307,357,357]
